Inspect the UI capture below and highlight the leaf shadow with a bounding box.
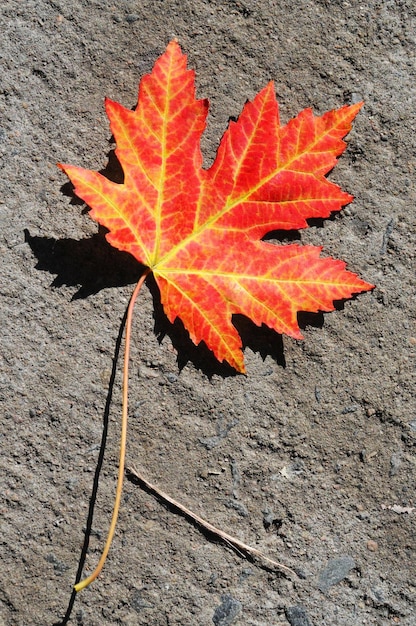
[148,275,288,377]
[30,148,340,376]
[27,149,297,376]
[25,215,337,377]
[148,273,238,377]
[25,224,293,376]
[24,228,144,299]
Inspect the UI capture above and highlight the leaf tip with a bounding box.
[343,100,364,124]
[166,38,183,56]
[57,162,71,179]
[361,279,375,293]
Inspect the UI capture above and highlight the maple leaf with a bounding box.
[59,40,373,372]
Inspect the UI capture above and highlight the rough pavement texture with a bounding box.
[1,1,415,625]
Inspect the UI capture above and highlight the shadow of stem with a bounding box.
[53,306,128,625]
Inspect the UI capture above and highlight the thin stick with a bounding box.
[126,465,297,578]
[75,269,150,592]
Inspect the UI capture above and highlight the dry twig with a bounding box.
[126,465,297,578]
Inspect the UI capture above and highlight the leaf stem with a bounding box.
[75,268,151,592]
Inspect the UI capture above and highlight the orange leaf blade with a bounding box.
[61,41,209,266]
[157,239,372,372]
[204,89,362,239]
[59,41,373,371]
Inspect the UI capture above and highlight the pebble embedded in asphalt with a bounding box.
[318,555,356,592]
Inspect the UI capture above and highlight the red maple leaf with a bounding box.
[57,41,375,593]
[59,40,372,373]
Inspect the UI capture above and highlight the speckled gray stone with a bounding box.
[212,595,242,626]
[318,555,356,592]
[285,605,313,626]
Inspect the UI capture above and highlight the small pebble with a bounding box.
[318,555,355,592]
[285,605,313,626]
[212,595,242,626]
[368,585,387,606]
[341,405,358,414]
[225,499,249,517]
[389,452,402,477]
[45,553,69,575]
[367,540,378,552]
[125,14,139,23]
[130,588,154,612]
[350,92,363,104]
